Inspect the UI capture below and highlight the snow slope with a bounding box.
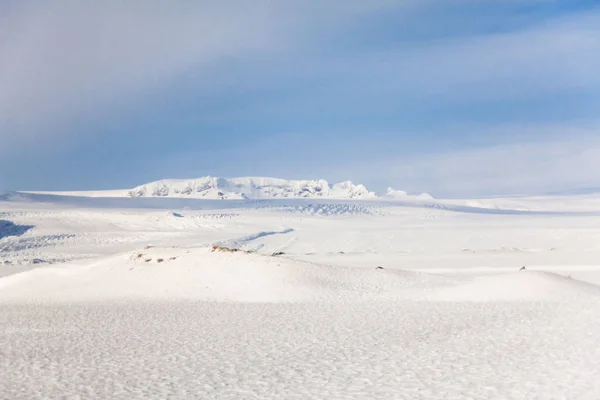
[0,247,462,303]
[2,192,600,399]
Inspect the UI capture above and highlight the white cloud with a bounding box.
[0,3,278,146]
[357,124,600,197]
[318,8,600,102]
[3,2,598,147]
[0,1,403,153]
[190,7,600,128]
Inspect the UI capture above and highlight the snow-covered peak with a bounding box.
[385,187,434,201]
[128,176,377,200]
[128,177,246,200]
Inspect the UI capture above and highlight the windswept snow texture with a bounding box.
[2,192,600,399]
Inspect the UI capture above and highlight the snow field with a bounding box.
[1,301,599,399]
[2,192,600,398]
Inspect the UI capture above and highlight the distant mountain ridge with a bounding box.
[9,177,433,201]
[128,177,378,200]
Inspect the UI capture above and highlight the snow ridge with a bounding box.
[128,176,377,200]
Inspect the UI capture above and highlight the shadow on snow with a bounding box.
[0,220,34,240]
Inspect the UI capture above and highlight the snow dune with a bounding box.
[0,248,458,303]
[2,247,599,304]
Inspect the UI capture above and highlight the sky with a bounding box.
[1,0,600,197]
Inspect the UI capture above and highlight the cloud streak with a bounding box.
[307,8,600,103]
[0,2,279,146]
[0,1,410,150]
[348,124,600,197]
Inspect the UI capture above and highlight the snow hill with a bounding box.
[128,176,378,199]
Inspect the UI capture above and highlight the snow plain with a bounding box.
[2,189,600,399]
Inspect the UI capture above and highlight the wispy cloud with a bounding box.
[345,124,600,197]
[7,1,595,147]
[0,1,402,152]
[0,2,278,147]
[300,8,600,103]
[160,6,600,137]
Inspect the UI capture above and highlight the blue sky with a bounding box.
[1,0,600,197]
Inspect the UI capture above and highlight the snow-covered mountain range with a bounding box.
[123,176,432,200]
[128,177,379,199]
[13,176,433,200]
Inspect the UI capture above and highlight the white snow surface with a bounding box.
[2,190,600,399]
